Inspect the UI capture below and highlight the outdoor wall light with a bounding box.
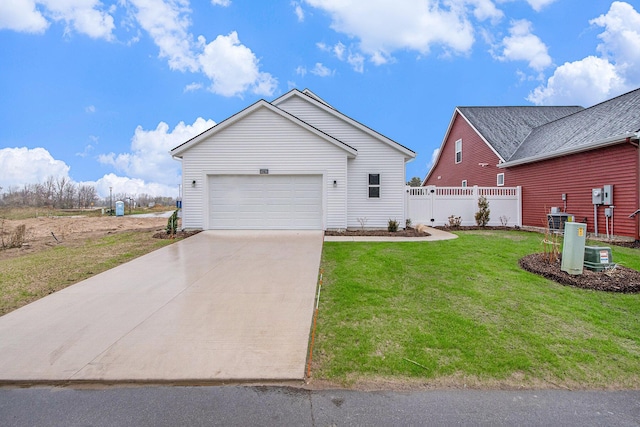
[333,180,337,187]
[192,180,196,187]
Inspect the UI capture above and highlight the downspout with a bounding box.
[636,138,640,241]
[630,137,640,241]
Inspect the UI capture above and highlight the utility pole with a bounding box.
[109,186,113,215]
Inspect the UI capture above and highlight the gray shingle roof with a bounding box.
[508,88,640,162]
[458,106,583,160]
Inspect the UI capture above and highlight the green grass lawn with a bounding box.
[0,231,176,315]
[314,230,640,389]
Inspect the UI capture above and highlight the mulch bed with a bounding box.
[153,230,202,239]
[324,228,431,237]
[519,253,640,293]
[434,225,523,232]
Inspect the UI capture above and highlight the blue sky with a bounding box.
[1,0,639,199]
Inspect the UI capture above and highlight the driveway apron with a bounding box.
[0,230,323,382]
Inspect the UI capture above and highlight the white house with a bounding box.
[170,89,416,230]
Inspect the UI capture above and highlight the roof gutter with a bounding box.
[498,132,640,168]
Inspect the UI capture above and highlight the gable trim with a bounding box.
[457,109,506,163]
[170,99,358,158]
[422,108,505,185]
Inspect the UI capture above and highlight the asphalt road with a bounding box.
[1,386,639,426]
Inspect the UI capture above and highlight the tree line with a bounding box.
[0,177,175,209]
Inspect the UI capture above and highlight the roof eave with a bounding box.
[499,132,640,168]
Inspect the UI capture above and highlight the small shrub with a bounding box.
[166,209,179,236]
[405,218,412,229]
[542,216,562,263]
[357,217,368,230]
[475,195,490,227]
[388,219,398,232]
[0,220,26,250]
[447,215,462,228]
[499,215,510,227]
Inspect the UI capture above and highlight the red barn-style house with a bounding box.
[424,88,640,240]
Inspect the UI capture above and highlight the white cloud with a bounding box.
[318,41,364,72]
[332,41,345,59]
[75,144,95,158]
[90,173,179,199]
[311,62,334,77]
[98,117,215,187]
[0,0,49,33]
[528,2,640,105]
[0,0,114,39]
[129,2,277,97]
[3,0,277,98]
[591,1,640,83]
[0,147,70,189]
[295,65,307,76]
[496,19,551,71]
[183,82,203,92]
[129,0,198,72]
[527,56,626,106]
[303,0,502,63]
[347,52,364,73]
[85,105,96,113]
[523,0,557,12]
[292,1,304,22]
[426,148,440,171]
[197,32,278,97]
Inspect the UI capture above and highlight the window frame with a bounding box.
[497,173,505,186]
[455,139,462,164]
[461,180,467,187]
[368,173,380,198]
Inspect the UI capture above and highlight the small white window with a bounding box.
[455,139,462,164]
[368,174,380,198]
[461,180,467,187]
[497,173,505,186]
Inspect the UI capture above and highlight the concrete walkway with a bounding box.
[323,226,457,242]
[0,230,323,383]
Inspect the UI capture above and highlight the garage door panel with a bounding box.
[209,175,322,230]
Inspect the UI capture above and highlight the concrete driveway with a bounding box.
[0,230,323,383]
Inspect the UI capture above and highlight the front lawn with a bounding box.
[314,230,640,389]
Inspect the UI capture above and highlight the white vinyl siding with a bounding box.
[277,96,408,228]
[180,106,348,230]
[208,175,322,229]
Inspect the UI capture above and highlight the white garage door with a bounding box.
[208,175,323,229]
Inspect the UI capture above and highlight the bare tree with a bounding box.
[77,185,97,209]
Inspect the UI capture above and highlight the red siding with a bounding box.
[507,143,639,239]
[425,113,507,187]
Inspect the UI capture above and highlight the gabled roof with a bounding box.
[458,106,583,160]
[504,87,640,166]
[422,105,581,185]
[170,99,358,158]
[273,89,416,159]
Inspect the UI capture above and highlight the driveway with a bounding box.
[0,230,323,382]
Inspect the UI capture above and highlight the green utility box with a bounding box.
[584,246,614,272]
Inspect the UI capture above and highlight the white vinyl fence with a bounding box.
[406,185,522,227]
